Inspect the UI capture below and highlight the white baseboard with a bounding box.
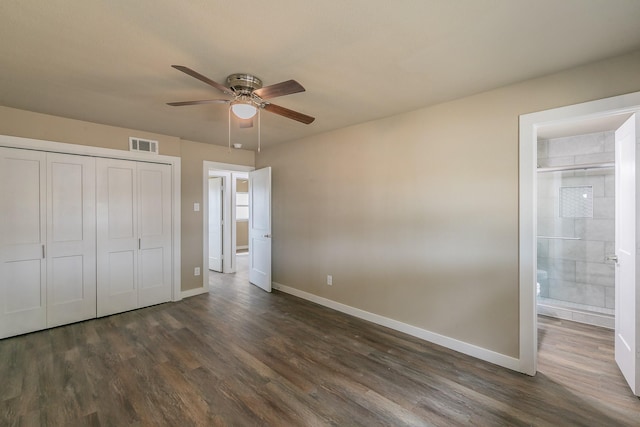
[181,286,209,299]
[272,282,521,373]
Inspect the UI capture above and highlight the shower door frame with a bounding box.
[536,162,616,321]
[518,90,640,377]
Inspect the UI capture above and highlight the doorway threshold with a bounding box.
[537,300,614,329]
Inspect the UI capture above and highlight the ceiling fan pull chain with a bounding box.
[258,108,261,153]
[228,105,231,152]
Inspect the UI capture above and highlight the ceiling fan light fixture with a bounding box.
[231,101,257,119]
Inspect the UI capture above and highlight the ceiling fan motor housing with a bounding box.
[226,73,263,95]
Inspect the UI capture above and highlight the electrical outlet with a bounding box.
[327,275,332,286]
[194,267,201,276]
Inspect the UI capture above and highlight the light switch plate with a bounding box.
[194,202,200,212]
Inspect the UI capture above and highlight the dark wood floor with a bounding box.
[1,263,639,426]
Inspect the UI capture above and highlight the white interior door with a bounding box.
[0,148,47,338]
[96,158,139,316]
[614,114,639,396]
[209,177,224,272]
[248,167,272,292]
[46,153,96,327]
[137,162,172,307]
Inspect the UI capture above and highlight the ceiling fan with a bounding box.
[167,65,315,125]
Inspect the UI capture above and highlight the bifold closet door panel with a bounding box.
[96,158,139,316]
[137,162,172,308]
[46,153,97,328]
[0,148,47,339]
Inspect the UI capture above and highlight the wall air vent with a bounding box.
[129,137,159,154]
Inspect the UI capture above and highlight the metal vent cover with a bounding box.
[129,137,159,154]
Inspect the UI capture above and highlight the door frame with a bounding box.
[202,161,254,290]
[518,91,640,376]
[207,175,225,273]
[0,134,182,302]
[207,170,232,276]
[231,172,250,260]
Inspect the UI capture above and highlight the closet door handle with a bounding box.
[138,238,141,250]
[42,245,45,259]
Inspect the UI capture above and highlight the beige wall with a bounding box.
[236,221,249,248]
[236,178,249,248]
[237,178,249,192]
[256,50,640,358]
[0,106,255,293]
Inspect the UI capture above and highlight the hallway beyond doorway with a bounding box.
[209,251,250,286]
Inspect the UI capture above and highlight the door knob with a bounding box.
[263,234,271,238]
[606,254,618,263]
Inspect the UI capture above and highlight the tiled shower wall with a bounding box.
[537,131,615,314]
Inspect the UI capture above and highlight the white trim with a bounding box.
[172,160,182,302]
[519,112,538,376]
[0,134,173,163]
[206,161,255,172]
[0,134,182,303]
[181,286,209,299]
[272,282,520,372]
[230,174,238,264]
[519,90,640,376]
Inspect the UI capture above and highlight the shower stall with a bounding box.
[536,131,616,328]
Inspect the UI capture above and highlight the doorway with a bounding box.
[519,91,640,396]
[203,161,253,290]
[203,161,272,293]
[535,129,618,328]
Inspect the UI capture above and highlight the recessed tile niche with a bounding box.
[560,185,593,218]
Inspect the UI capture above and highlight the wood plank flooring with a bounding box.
[1,263,639,425]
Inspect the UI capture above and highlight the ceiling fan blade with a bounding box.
[253,80,305,100]
[167,99,230,106]
[263,103,315,124]
[171,65,233,95]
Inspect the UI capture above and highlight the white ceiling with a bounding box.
[1,1,640,150]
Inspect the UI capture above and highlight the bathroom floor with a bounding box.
[537,315,637,415]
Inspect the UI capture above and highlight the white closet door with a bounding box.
[137,162,172,307]
[0,148,47,338]
[46,153,96,327]
[96,158,139,316]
